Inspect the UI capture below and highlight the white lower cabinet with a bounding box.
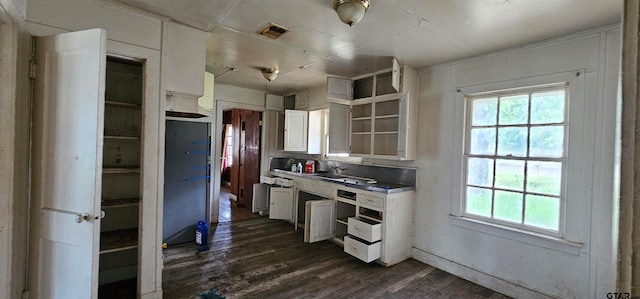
[271,172,414,266]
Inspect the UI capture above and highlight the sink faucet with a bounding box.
[331,165,346,175]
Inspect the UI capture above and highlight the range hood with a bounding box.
[165,92,209,118]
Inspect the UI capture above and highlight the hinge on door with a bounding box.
[258,120,263,126]
[29,60,36,79]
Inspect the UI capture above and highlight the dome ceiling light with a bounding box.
[261,68,279,81]
[333,0,370,27]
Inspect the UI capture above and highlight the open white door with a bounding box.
[305,200,335,243]
[269,187,294,221]
[28,28,106,299]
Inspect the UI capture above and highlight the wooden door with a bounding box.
[305,200,336,243]
[240,111,262,210]
[29,29,106,299]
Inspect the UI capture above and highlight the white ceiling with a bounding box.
[114,0,622,94]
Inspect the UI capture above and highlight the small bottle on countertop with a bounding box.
[291,163,297,172]
[297,162,303,173]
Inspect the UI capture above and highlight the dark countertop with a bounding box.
[270,169,415,194]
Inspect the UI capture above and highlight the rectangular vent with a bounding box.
[257,23,289,39]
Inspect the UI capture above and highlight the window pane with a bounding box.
[531,90,565,124]
[498,94,529,125]
[470,128,496,155]
[472,97,497,126]
[494,190,523,223]
[495,159,524,191]
[526,161,562,196]
[467,158,494,187]
[497,127,527,157]
[524,195,560,231]
[529,125,564,158]
[466,187,492,217]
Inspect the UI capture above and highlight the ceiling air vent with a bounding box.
[257,23,289,39]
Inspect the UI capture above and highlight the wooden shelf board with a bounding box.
[105,100,141,109]
[375,114,399,119]
[351,132,372,135]
[359,213,383,222]
[103,167,140,174]
[104,135,140,140]
[336,218,349,225]
[352,117,372,121]
[102,198,140,208]
[100,228,138,254]
[374,131,399,135]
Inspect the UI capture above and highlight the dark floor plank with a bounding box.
[162,217,511,299]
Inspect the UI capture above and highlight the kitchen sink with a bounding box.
[315,172,377,185]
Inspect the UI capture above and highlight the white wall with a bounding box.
[398,26,620,298]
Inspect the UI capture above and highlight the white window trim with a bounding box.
[451,70,589,252]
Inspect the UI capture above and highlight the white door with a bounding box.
[284,109,308,151]
[28,28,106,299]
[329,103,351,154]
[269,187,294,221]
[305,200,335,243]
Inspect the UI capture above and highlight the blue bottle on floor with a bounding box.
[196,220,209,252]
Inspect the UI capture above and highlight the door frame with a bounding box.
[212,100,265,223]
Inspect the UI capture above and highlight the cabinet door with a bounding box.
[269,187,294,221]
[305,200,335,243]
[284,110,308,151]
[327,77,353,100]
[164,21,206,97]
[294,91,309,110]
[307,110,323,154]
[329,103,350,154]
[29,28,106,299]
[397,93,408,158]
[392,57,400,92]
[266,94,284,111]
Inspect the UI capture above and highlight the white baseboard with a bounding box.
[412,248,553,299]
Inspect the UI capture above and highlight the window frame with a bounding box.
[450,70,588,253]
[462,84,568,237]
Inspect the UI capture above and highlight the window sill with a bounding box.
[448,215,584,256]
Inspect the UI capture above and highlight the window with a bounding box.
[224,124,233,166]
[463,84,567,234]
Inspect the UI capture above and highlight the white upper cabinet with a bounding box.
[327,62,417,160]
[329,103,350,154]
[284,110,308,152]
[164,21,206,97]
[327,77,353,100]
[295,91,310,110]
[266,94,284,111]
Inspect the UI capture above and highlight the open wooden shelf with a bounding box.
[102,198,140,208]
[100,228,138,254]
[104,135,140,140]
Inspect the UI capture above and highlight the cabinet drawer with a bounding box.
[297,179,333,197]
[344,236,381,263]
[275,178,295,187]
[357,194,384,210]
[348,217,381,242]
[260,176,276,184]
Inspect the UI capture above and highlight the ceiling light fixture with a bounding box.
[261,68,279,81]
[333,0,370,27]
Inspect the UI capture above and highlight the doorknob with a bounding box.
[75,213,91,223]
[95,210,106,220]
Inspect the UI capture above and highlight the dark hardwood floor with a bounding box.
[162,217,510,299]
[218,185,261,223]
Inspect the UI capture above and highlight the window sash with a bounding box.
[462,85,568,236]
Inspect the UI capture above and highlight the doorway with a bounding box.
[219,109,262,222]
[163,120,211,245]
